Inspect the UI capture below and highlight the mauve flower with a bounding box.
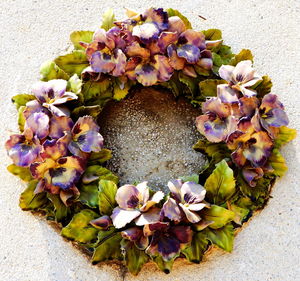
[68,116,104,158]
[5,128,41,167]
[121,226,149,250]
[217,60,262,103]
[256,94,289,138]
[144,222,192,261]
[196,97,238,143]
[30,135,85,197]
[111,182,164,228]
[227,118,273,168]
[90,215,112,230]
[31,79,77,117]
[161,179,207,223]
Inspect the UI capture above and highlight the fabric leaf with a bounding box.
[152,255,175,274]
[70,30,94,51]
[253,75,272,98]
[274,126,297,148]
[101,9,116,31]
[199,79,227,98]
[167,8,192,29]
[40,60,70,81]
[71,105,102,119]
[18,106,26,132]
[67,74,82,95]
[204,160,236,205]
[98,180,117,215]
[47,193,70,222]
[82,165,118,184]
[201,205,235,229]
[12,94,35,109]
[193,139,230,157]
[227,202,250,225]
[202,29,222,40]
[88,149,112,166]
[230,49,253,66]
[61,209,99,243]
[268,149,288,177]
[121,239,149,275]
[7,164,32,182]
[78,183,99,208]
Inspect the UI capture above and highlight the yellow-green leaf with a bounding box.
[167,8,192,29]
[47,193,69,222]
[113,82,130,101]
[201,205,235,229]
[202,29,222,40]
[152,255,175,274]
[269,149,288,177]
[121,239,149,275]
[70,30,94,50]
[71,105,102,119]
[204,223,234,252]
[67,74,82,95]
[230,49,253,66]
[98,180,117,215]
[101,9,116,31]
[88,149,112,165]
[7,164,32,182]
[204,160,236,204]
[12,94,35,109]
[82,165,118,184]
[61,209,99,243]
[274,126,297,148]
[254,75,272,98]
[227,202,249,225]
[40,60,70,81]
[199,79,227,97]
[18,106,26,131]
[54,51,89,76]
[19,180,48,210]
[78,183,99,208]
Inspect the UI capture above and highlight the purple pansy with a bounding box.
[121,227,149,250]
[196,97,238,143]
[217,60,262,103]
[111,182,164,228]
[5,128,42,167]
[68,116,104,158]
[144,222,192,261]
[90,215,112,230]
[31,79,77,117]
[161,179,207,223]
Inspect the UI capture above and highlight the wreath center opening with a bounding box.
[98,87,206,191]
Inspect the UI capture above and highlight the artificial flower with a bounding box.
[68,116,104,158]
[111,182,164,228]
[144,222,192,261]
[121,226,149,250]
[196,97,238,142]
[31,79,77,117]
[5,128,41,167]
[90,215,112,230]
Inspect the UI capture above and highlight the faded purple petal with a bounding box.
[135,208,161,226]
[153,55,173,82]
[111,207,141,229]
[135,64,158,86]
[219,64,234,81]
[217,84,239,103]
[90,215,112,230]
[177,44,200,64]
[49,116,74,139]
[160,198,182,221]
[76,130,104,153]
[178,30,206,49]
[168,16,186,34]
[115,185,141,209]
[25,112,49,139]
[181,181,206,204]
[91,51,115,73]
[132,22,160,44]
[111,49,127,76]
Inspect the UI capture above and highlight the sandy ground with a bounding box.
[0,0,299,280]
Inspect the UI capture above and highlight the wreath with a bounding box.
[5,7,296,275]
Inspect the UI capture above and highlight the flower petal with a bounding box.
[91,51,115,73]
[115,184,140,209]
[157,235,181,261]
[76,130,104,153]
[169,225,192,244]
[125,42,150,59]
[90,215,112,230]
[25,112,49,139]
[167,44,185,70]
[181,181,206,204]
[264,108,289,127]
[135,208,161,226]
[168,16,186,34]
[132,22,160,44]
[179,203,201,223]
[168,179,183,202]
[161,198,182,221]
[111,207,141,229]
[178,30,206,49]
[217,84,239,103]
[49,116,74,139]
[202,97,231,118]
[157,32,178,53]
[140,191,164,212]
[135,64,158,86]
[111,49,127,76]
[177,44,200,64]
[41,136,69,160]
[121,227,143,241]
[218,64,234,82]
[153,55,173,82]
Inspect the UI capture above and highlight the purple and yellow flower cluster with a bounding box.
[196,60,289,186]
[81,8,216,86]
[6,79,104,204]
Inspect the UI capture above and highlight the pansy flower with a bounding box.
[90,215,112,230]
[255,94,289,138]
[227,118,273,168]
[111,182,164,228]
[5,128,42,167]
[196,97,238,143]
[217,60,262,103]
[121,227,149,250]
[31,79,78,117]
[30,135,85,201]
[68,116,104,158]
[144,222,192,261]
[161,179,207,223]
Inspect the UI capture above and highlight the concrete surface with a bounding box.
[0,0,299,280]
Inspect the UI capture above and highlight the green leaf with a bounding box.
[121,239,149,275]
[54,51,89,76]
[253,75,272,98]
[152,255,175,274]
[268,149,288,177]
[180,174,199,184]
[61,209,99,243]
[167,8,192,29]
[199,79,227,98]
[274,126,297,148]
[202,29,222,40]
[204,223,234,252]
[71,105,102,119]
[18,106,26,131]
[19,180,48,210]
[204,160,236,205]
[67,74,82,95]
[12,94,35,109]
[40,60,70,81]
[47,193,69,222]
[92,229,122,263]
[70,30,94,51]
[160,71,185,97]
[78,183,99,208]
[98,180,117,215]
[182,232,209,263]
[193,139,230,157]
[113,81,131,101]
[101,9,116,31]
[88,149,112,165]
[227,202,250,225]
[212,45,234,67]
[178,72,199,97]
[82,79,112,102]
[7,164,32,182]
[83,165,118,184]
[230,49,253,66]
[201,205,235,229]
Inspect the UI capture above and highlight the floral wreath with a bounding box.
[6,8,296,275]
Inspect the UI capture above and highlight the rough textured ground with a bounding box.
[0,1,299,281]
[99,88,205,190]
